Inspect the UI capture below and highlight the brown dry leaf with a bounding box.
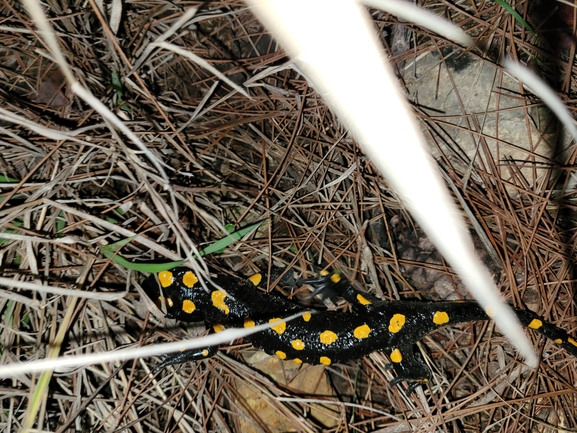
[36,68,69,107]
[236,352,339,432]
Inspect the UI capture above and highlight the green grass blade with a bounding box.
[494,0,537,36]
[101,221,263,272]
[102,236,185,272]
[197,221,263,257]
[0,220,23,245]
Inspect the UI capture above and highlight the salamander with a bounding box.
[142,267,577,390]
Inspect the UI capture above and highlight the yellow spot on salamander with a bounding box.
[433,311,449,325]
[291,339,305,350]
[319,356,331,365]
[302,312,312,322]
[158,271,173,288]
[320,330,338,345]
[356,294,372,305]
[269,318,286,335]
[293,358,302,364]
[569,338,577,347]
[388,314,406,333]
[202,349,209,357]
[330,272,341,283]
[158,296,174,308]
[182,271,198,288]
[320,270,330,276]
[213,324,225,333]
[555,338,563,345]
[211,290,230,314]
[354,324,371,339]
[244,318,255,328]
[390,348,402,363]
[182,299,196,314]
[248,273,262,286]
[276,350,287,360]
[528,319,542,329]
[485,307,495,318]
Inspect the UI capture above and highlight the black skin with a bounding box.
[142,267,577,391]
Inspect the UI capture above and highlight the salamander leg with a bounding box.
[154,344,219,371]
[387,345,431,395]
[247,267,298,289]
[299,271,382,311]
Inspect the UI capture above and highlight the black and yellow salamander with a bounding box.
[142,267,577,389]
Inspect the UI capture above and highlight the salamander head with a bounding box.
[142,267,207,321]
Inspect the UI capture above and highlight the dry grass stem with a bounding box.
[0,0,576,432]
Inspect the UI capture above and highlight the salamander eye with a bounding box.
[140,274,170,318]
[157,296,174,309]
